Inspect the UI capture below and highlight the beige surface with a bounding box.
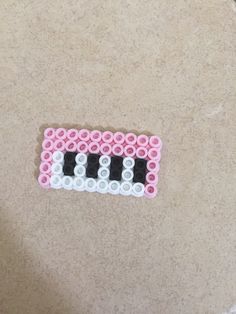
[0,1,236,313]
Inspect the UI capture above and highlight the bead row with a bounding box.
[38,173,156,198]
[39,128,162,198]
[44,128,162,149]
[40,151,160,174]
[40,151,159,185]
[42,139,161,161]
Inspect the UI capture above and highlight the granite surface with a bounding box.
[0,1,236,313]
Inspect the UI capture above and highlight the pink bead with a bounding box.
[39,162,51,174]
[42,139,54,151]
[67,129,78,141]
[102,131,113,143]
[88,141,100,154]
[125,133,137,145]
[124,145,136,157]
[148,148,161,161]
[54,139,65,151]
[90,130,102,142]
[149,135,162,149]
[40,151,52,162]
[65,140,77,152]
[112,143,124,156]
[147,160,160,173]
[78,129,90,142]
[136,146,148,159]
[38,174,50,188]
[113,132,125,144]
[44,128,55,140]
[55,128,67,140]
[77,141,88,153]
[146,172,159,184]
[100,143,112,155]
[145,184,158,198]
[137,134,149,147]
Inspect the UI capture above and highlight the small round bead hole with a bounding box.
[100,182,105,188]
[149,174,155,180]
[149,162,155,169]
[136,185,142,192]
[136,147,148,159]
[148,186,154,193]
[43,164,48,171]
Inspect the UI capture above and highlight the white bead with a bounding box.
[123,157,135,169]
[108,181,120,195]
[50,175,62,189]
[62,176,73,190]
[120,181,132,196]
[132,182,145,197]
[121,168,134,181]
[52,151,64,163]
[51,162,63,175]
[99,155,111,167]
[75,153,87,165]
[74,165,86,177]
[98,167,110,180]
[96,179,109,194]
[85,178,97,192]
[73,177,85,191]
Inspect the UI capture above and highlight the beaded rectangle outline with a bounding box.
[38,128,162,198]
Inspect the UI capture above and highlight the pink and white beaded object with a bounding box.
[38,128,163,198]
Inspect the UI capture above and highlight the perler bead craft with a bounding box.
[38,128,163,198]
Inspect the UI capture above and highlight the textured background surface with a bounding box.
[0,1,236,313]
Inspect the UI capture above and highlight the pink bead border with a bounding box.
[39,128,163,198]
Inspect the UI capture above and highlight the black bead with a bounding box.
[109,169,122,181]
[86,165,98,179]
[133,171,146,184]
[133,158,147,184]
[109,156,123,181]
[86,154,100,179]
[63,164,75,176]
[87,154,100,166]
[111,156,123,169]
[64,152,77,165]
[134,158,147,170]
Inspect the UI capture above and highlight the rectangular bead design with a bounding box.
[38,128,162,198]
